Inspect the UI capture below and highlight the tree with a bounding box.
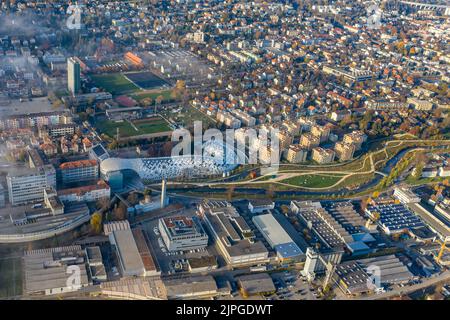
[90,212,103,234]
[226,185,235,201]
[127,192,139,205]
[413,163,424,179]
[280,205,290,216]
[108,139,119,150]
[266,184,275,200]
[96,198,109,211]
[114,203,127,220]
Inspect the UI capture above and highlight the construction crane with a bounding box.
[435,240,450,264]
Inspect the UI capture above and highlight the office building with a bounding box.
[67,57,81,95]
[38,124,76,138]
[58,180,111,203]
[393,186,421,204]
[7,165,56,206]
[158,216,209,252]
[0,183,5,208]
[248,199,275,214]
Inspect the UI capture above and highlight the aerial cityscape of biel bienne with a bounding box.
[0,0,449,310]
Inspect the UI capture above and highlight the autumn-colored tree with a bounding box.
[114,203,128,221]
[226,185,235,201]
[90,212,103,234]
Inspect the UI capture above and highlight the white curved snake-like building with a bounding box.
[100,140,239,183]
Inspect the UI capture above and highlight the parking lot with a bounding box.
[268,271,319,301]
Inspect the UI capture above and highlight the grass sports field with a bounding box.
[96,116,172,138]
[91,73,139,95]
[91,72,172,96]
[125,71,169,89]
[131,89,174,103]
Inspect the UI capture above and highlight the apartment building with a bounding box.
[334,141,355,161]
[343,131,367,151]
[311,125,330,143]
[38,124,76,138]
[59,160,99,185]
[311,147,335,164]
[300,133,320,150]
[285,144,308,163]
[231,109,256,127]
[216,110,241,129]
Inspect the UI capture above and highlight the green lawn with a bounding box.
[91,73,139,95]
[95,117,171,138]
[95,120,137,138]
[281,174,345,188]
[0,257,22,298]
[134,118,172,134]
[131,89,174,102]
[161,105,216,129]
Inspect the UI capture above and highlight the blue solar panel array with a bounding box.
[367,203,425,232]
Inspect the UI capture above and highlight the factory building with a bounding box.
[198,200,269,267]
[291,201,375,255]
[252,213,303,261]
[23,246,91,296]
[334,254,416,296]
[365,203,425,235]
[109,228,146,277]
